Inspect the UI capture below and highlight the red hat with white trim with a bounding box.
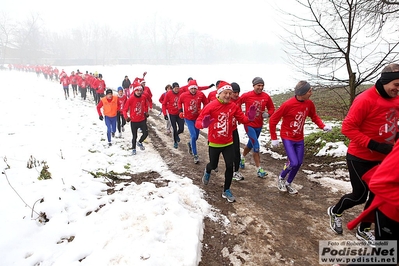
[216,81,233,96]
[188,79,198,90]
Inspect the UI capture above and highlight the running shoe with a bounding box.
[202,169,210,185]
[285,183,298,194]
[222,189,236,203]
[137,142,145,150]
[233,171,245,181]
[257,168,267,178]
[356,228,375,247]
[277,177,287,192]
[327,206,343,234]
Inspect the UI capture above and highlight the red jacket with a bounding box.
[178,91,208,120]
[208,90,217,102]
[122,94,148,122]
[269,97,325,141]
[348,141,399,230]
[162,89,184,115]
[70,74,78,85]
[195,99,251,145]
[236,90,275,128]
[342,85,399,161]
[60,76,69,87]
[117,94,127,112]
[96,79,106,94]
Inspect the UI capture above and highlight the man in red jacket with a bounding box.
[269,81,331,194]
[327,63,399,247]
[195,81,256,203]
[236,77,275,178]
[178,79,208,163]
[123,81,149,155]
[162,82,185,148]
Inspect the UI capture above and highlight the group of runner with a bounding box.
[10,63,399,257]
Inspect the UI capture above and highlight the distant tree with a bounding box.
[280,0,399,106]
[14,13,46,64]
[0,12,17,64]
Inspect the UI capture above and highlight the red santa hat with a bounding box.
[217,81,233,96]
[188,79,198,90]
[132,81,143,92]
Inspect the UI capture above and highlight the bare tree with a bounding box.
[0,12,17,64]
[280,0,399,105]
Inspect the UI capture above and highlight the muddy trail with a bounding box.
[136,108,362,266]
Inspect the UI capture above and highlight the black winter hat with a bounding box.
[231,82,240,93]
[172,82,179,88]
[106,89,113,95]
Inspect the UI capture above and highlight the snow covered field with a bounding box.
[0,66,348,265]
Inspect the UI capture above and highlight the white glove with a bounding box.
[271,140,280,148]
[323,125,332,132]
[262,112,269,118]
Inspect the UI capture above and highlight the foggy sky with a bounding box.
[2,0,285,45]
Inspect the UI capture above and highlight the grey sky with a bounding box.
[2,0,286,44]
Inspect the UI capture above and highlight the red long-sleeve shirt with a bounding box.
[122,94,148,122]
[162,89,184,116]
[348,141,399,230]
[236,90,275,128]
[195,99,251,145]
[178,91,208,120]
[342,85,399,161]
[269,96,325,141]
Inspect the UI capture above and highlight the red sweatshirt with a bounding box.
[208,90,217,102]
[348,141,399,230]
[195,99,251,145]
[162,89,183,116]
[178,91,208,120]
[122,94,148,122]
[342,85,399,161]
[269,96,325,141]
[236,90,275,128]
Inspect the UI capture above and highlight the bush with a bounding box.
[304,126,348,156]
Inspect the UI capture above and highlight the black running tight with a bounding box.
[333,157,380,230]
[206,144,234,192]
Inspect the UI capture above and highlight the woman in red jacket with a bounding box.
[195,81,256,203]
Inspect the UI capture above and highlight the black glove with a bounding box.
[367,139,393,155]
[145,112,149,118]
[126,117,131,122]
[164,115,168,120]
[208,84,215,88]
[99,115,104,121]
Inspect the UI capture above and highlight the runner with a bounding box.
[269,81,331,194]
[116,86,127,138]
[327,63,399,247]
[195,81,257,203]
[159,84,173,134]
[230,82,245,181]
[60,72,70,100]
[236,77,275,178]
[162,82,185,148]
[123,81,149,155]
[178,79,208,163]
[96,89,120,147]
